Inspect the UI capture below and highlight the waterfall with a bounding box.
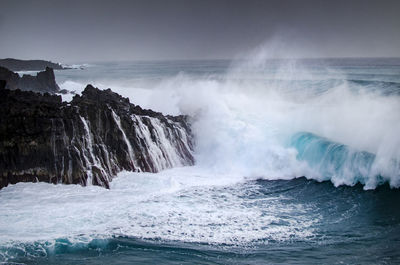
[110,109,139,170]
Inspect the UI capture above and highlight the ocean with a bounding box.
[1,57,400,264]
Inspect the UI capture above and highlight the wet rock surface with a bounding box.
[0,84,194,189]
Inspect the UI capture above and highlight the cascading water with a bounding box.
[111,109,139,169]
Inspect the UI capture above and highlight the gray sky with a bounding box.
[0,0,399,63]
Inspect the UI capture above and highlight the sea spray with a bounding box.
[56,56,400,188]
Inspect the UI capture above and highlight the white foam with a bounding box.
[0,168,319,248]
[58,80,84,102]
[16,70,41,76]
[61,63,92,69]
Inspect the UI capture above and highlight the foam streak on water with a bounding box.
[1,169,400,264]
[0,168,319,260]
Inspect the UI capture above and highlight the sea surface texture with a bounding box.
[2,58,400,264]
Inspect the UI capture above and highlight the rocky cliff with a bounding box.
[0,66,61,94]
[0,58,64,71]
[0,83,194,189]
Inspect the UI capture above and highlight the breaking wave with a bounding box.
[54,55,400,189]
[291,132,399,188]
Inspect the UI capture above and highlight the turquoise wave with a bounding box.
[290,132,379,186]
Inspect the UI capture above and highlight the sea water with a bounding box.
[1,57,400,264]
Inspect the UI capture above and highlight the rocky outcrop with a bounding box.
[0,66,61,93]
[0,58,64,71]
[0,84,194,189]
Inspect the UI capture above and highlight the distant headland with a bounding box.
[0,58,66,71]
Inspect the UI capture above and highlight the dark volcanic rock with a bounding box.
[0,80,6,90]
[0,84,194,189]
[0,58,64,71]
[0,66,60,93]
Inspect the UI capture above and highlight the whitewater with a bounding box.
[1,55,400,264]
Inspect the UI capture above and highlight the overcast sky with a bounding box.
[0,0,399,63]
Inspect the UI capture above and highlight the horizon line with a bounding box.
[2,56,400,64]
